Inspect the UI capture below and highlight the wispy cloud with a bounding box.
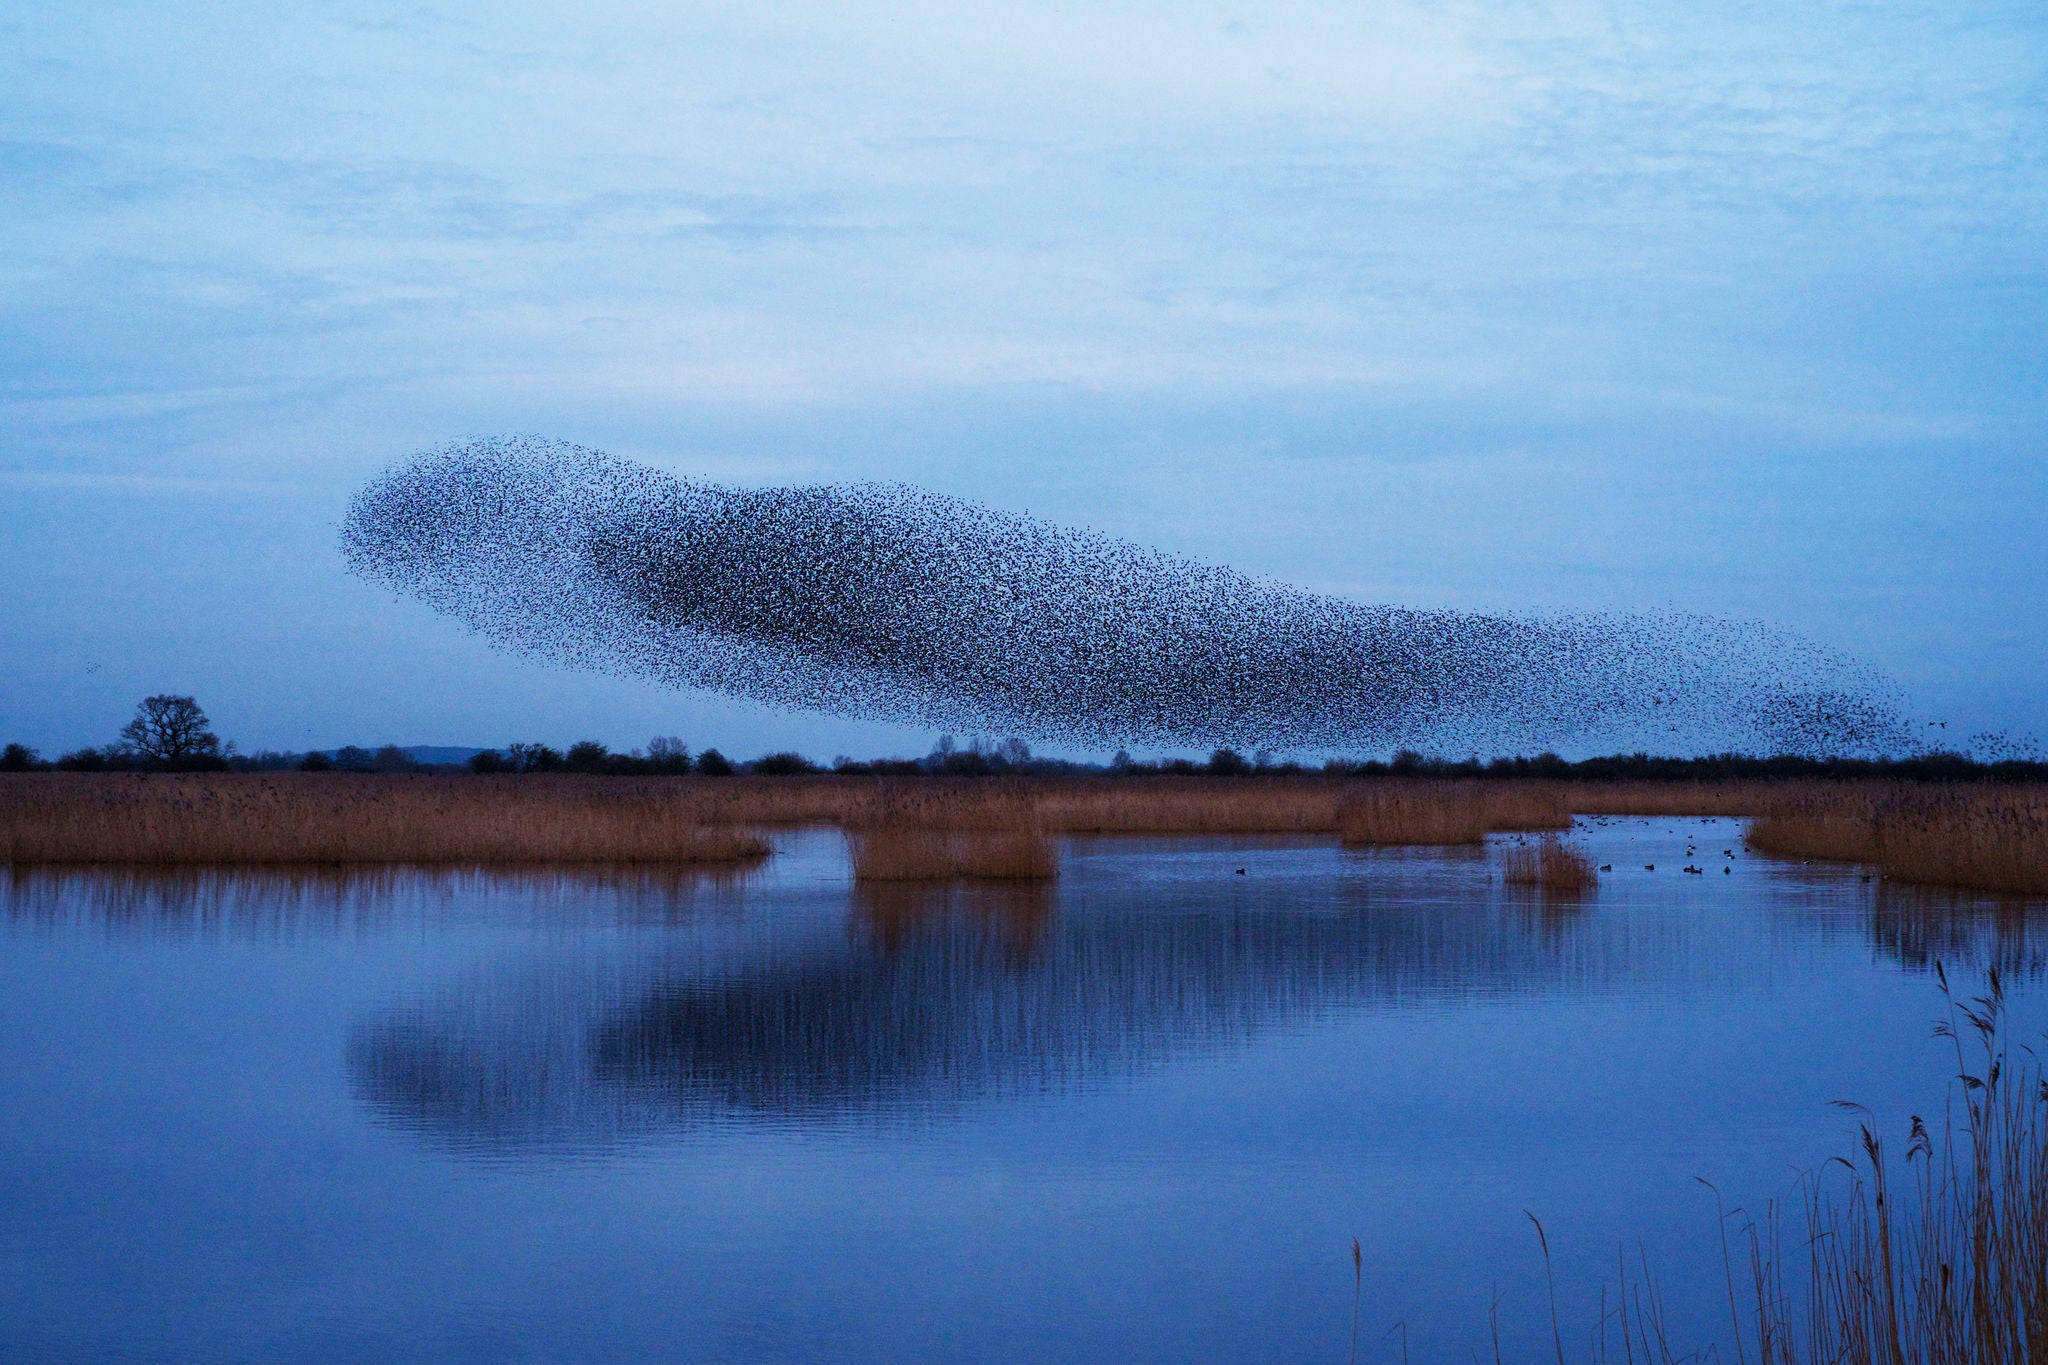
[1,0,2042,750]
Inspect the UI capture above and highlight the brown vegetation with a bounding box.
[1041,777,1343,835]
[1338,780,1573,845]
[845,785,1057,881]
[4,773,2043,894]
[0,773,770,865]
[1498,837,1599,893]
[1748,784,2048,897]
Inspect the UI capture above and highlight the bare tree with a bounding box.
[118,695,222,767]
[647,735,690,774]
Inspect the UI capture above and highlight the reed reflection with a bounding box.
[12,846,2045,1160]
[853,880,1055,959]
[0,862,755,937]
[1867,882,2048,979]
[344,853,1773,1155]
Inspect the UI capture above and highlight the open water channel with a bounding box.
[3,818,2045,1361]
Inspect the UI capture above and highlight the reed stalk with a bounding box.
[1568,969,2048,1364]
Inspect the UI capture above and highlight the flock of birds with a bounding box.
[341,437,1916,759]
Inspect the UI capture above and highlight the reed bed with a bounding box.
[1568,780,1788,818]
[1748,784,2048,896]
[0,773,770,864]
[845,785,1057,881]
[1039,777,1344,834]
[1338,780,1573,846]
[1340,782,1493,845]
[1499,837,1599,893]
[7,774,2043,893]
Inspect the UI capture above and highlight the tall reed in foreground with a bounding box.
[1512,969,2048,1363]
[1779,966,2048,1363]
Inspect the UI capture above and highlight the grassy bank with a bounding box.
[3,774,2044,892]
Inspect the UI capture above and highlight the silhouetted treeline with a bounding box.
[464,738,699,776]
[8,708,2046,782]
[4,696,235,773]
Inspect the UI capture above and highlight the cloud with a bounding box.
[0,0,2042,751]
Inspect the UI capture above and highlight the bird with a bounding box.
[1234,867,1246,875]
[1645,864,1655,871]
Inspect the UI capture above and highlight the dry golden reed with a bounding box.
[845,784,1057,881]
[1039,777,1344,835]
[1338,780,1573,846]
[7,773,2043,894]
[1546,970,2048,1363]
[0,773,770,865]
[1747,784,2048,896]
[1498,837,1599,893]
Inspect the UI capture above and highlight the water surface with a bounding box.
[3,819,2044,1361]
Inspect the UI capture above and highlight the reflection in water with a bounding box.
[1868,882,2048,979]
[0,863,754,937]
[335,846,1802,1155]
[9,841,2046,1162]
[14,832,2048,1365]
[853,881,1055,960]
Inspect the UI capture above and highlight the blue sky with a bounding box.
[3,0,2044,759]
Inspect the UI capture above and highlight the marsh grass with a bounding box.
[1040,777,1344,834]
[1747,785,2048,897]
[1339,783,1494,845]
[1500,837,1600,893]
[1339,781,1574,846]
[846,785,1057,881]
[0,773,770,864]
[7,774,2042,894]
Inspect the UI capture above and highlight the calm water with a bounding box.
[4,819,2046,1362]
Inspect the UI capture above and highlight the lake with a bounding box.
[3,818,2044,1361]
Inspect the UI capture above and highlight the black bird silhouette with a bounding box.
[340,437,1920,756]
